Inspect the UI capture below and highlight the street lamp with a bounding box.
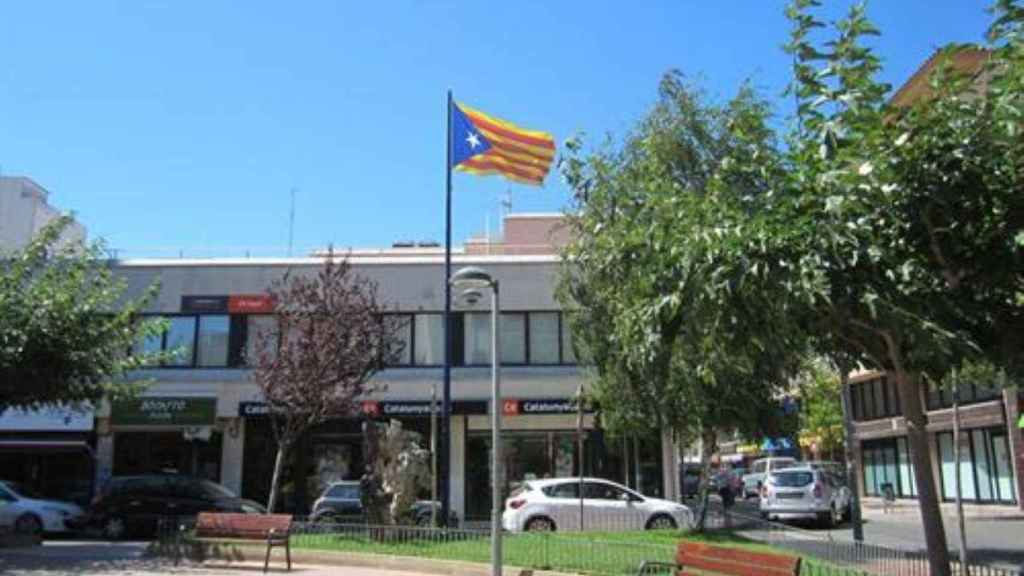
[450,266,502,576]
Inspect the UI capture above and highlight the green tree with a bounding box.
[795,361,844,460]
[0,217,165,411]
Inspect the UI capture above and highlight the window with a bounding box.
[543,482,580,499]
[245,315,278,365]
[326,484,361,499]
[583,482,626,500]
[383,314,412,366]
[561,314,577,363]
[938,428,1017,504]
[196,315,229,367]
[414,314,444,365]
[165,316,197,366]
[529,313,559,364]
[501,313,526,364]
[862,438,916,498]
[851,377,902,421]
[464,313,491,365]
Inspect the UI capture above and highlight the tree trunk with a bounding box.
[893,369,952,576]
[267,443,289,514]
[695,426,717,532]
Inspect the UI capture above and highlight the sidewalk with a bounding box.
[859,497,1024,520]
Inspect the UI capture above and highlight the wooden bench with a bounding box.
[673,541,800,576]
[190,512,293,573]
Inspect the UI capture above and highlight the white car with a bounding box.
[0,480,85,536]
[742,457,797,498]
[501,477,692,532]
[759,466,851,527]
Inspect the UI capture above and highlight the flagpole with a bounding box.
[441,89,453,526]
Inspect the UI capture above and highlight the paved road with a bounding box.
[0,541,429,576]
[726,498,1024,572]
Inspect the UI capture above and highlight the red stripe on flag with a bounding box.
[465,112,555,150]
[461,157,545,184]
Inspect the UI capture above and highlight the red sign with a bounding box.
[502,399,520,416]
[228,294,275,314]
[361,401,381,417]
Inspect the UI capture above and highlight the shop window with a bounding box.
[414,314,444,365]
[528,313,560,364]
[862,437,915,498]
[197,315,230,367]
[165,316,197,366]
[938,428,1017,504]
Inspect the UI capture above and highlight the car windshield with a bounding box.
[771,471,814,487]
[200,480,237,499]
[3,482,42,499]
[327,484,361,499]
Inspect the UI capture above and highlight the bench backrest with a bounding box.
[195,513,293,539]
[677,542,801,576]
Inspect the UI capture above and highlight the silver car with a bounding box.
[759,466,851,527]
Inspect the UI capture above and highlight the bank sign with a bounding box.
[112,397,216,426]
[502,398,581,416]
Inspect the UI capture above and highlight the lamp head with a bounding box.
[459,288,484,306]
[450,266,494,290]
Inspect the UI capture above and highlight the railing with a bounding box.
[153,512,1022,576]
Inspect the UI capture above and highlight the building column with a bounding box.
[449,415,466,521]
[661,429,679,502]
[94,418,114,495]
[219,417,245,495]
[1003,389,1024,510]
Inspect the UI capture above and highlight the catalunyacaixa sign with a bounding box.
[111,397,216,426]
[181,294,274,314]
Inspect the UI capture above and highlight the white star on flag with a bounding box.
[466,131,482,149]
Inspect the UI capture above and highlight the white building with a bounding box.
[0,176,86,251]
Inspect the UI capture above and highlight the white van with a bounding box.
[742,457,797,498]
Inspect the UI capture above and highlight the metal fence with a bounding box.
[153,512,1021,576]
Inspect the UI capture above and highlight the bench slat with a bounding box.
[195,512,293,540]
[676,541,800,576]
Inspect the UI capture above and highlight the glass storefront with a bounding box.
[938,427,1017,504]
[464,429,662,520]
[862,437,917,498]
[113,431,223,481]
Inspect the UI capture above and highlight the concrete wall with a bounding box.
[0,176,86,251]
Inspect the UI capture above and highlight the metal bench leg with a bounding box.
[286,539,292,572]
[264,540,272,573]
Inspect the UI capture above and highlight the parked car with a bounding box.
[311,480,458,527]
[742,457,797,498]
[758,466,851,527]
[0,480,85,537]
[501,477,692,532]
[85,474,265,539]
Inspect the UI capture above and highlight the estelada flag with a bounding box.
[450,102,555,186]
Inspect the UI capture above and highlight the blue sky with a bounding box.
[0,1,994,257]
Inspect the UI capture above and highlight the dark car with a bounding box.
[86,474,265,539]
[311,480,457,527]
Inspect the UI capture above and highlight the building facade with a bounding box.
[0,175,85,251]
[80,214,680,519]
[846,371,1023,509]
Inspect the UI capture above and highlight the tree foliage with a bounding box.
[0,217,165,411]
[252,254,402,512]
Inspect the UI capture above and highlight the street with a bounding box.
[728,498,1024,572]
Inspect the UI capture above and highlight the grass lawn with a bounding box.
[290,527,848,576]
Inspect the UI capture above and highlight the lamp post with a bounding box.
[451,266,502,576]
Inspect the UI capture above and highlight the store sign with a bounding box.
[502,398,580,416]
[0,405,94,432]
[112,397,216,426]
[239,401,271,417]
[181,295,229,313]
[228,294,275,314]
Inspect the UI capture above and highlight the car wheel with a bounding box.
[102,516,127,540]
[830,504,842,527]
[525,516,556,532]
[416,514,432,527]
[14,514,43,539]
[816,509,834,529]
[645,514,677,530]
